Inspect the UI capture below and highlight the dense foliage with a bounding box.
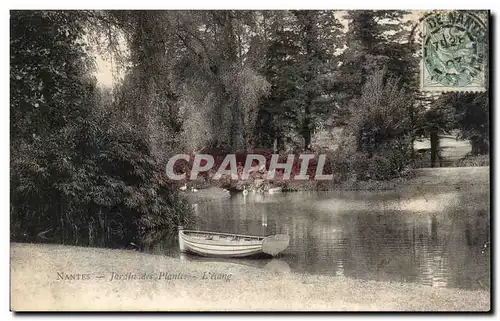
[11,11,191,243]
[10,10,490,241]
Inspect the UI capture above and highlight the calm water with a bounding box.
[143,189,490,291]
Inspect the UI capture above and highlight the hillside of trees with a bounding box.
[10,10,489,242]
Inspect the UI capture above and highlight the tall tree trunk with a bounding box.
[303,122,311,150]
[302,12,314,151]
[303,100,312,150]
[430,129,439,168]
[409,103,416,162]
[470,136,489,155]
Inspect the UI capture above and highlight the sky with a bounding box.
[95,54,116,88]
[92,10,424,88]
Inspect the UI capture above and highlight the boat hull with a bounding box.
[178,228,289,258]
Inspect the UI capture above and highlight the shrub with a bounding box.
[11,104,193,244]
[453,154,490,167]
[342,69,414,180]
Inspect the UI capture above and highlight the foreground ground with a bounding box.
[11,243,490,311]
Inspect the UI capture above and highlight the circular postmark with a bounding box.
[423,11,486,87]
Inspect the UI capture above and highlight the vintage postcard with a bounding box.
[10,9,490,312]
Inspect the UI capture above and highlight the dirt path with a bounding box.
[10,243,490,311]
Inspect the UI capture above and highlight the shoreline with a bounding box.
[184,166,489,203]
[10,242,490,311]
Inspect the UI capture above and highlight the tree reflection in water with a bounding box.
[135,190,489,291]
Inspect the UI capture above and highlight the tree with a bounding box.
[258,10,344,150]
[436,92,489,156]
[418,96,456,167]
[106,11,271,153]
[347,70,414,179]
[340,10,417,99]
[340,10,427,169]
[10,11,192,242]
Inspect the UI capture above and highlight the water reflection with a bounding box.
[146,190,490,291]
[178,253,291,273]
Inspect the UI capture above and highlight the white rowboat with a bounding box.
[178,227,290,258]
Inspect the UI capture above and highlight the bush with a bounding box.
[344,148,413,182]
[342,69,415,181]
[11,104,193,244]
[10,11,194,245]
[453,154,490,167]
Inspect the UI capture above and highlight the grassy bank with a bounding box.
[407,166,489,186]
[11,243,490,311]
[299,166,489,192]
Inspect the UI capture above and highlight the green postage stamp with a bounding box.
[421,11,488,92]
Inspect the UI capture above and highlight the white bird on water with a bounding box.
[242,186,248,195]
[179,183,188,191]
[268,186,283,194]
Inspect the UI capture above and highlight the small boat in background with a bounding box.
[178,226,289,258]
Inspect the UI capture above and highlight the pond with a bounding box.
[143,188,490,291]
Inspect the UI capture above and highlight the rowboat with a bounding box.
[178,226,290,258]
